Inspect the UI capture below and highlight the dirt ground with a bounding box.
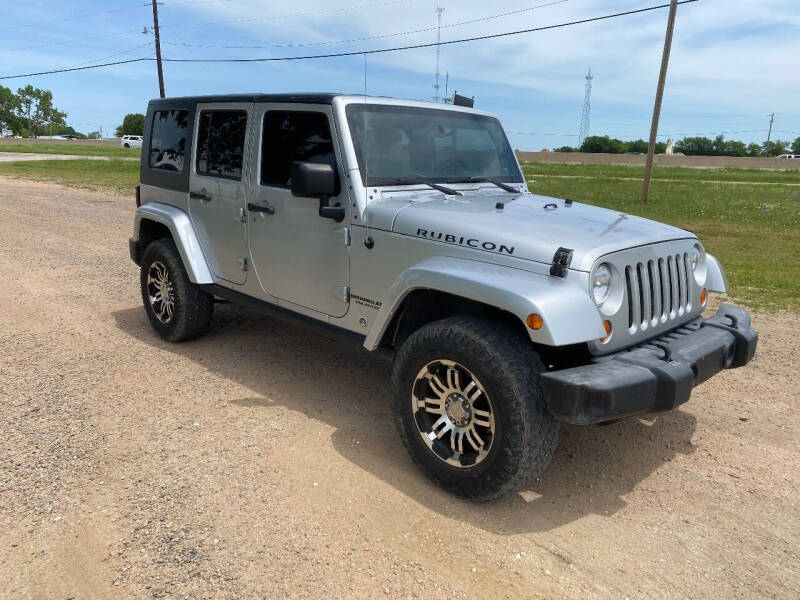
[1,177,798,599]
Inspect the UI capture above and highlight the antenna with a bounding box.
[444,71,449,102]
[433,1,445,102]
[578,67,592,145]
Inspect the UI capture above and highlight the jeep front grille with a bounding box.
[624,252,692,333]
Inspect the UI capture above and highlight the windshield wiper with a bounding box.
[380,177,462,196]
[458,177,520,193]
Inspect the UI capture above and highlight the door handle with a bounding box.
[190,190,211,201]
[247,202,275,215]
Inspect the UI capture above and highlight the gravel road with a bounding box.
[1,177,798,599]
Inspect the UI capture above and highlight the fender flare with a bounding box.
[705,253,728,293]
[133,203,213,284]
[363,255,606,350]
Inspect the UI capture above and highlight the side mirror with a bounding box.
[290,161,344,222]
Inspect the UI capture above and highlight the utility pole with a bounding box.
[641,0,678,205]
[151,0,165,98]
[765,113,774,155]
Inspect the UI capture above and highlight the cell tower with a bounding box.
[578,67,593,145]
[433,2,445,102]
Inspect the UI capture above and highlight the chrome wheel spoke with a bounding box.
[465,426,484,452]
[423,397,444,415]
[472,409,492,428]
[428,373,448,398]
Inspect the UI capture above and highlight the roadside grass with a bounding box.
[0,159,796,311]
[523,162,800,312]
[0,159,139,195]
[0,142,140,158]
[527,162,800,184]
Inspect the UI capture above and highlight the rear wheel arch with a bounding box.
[133,218,173,263]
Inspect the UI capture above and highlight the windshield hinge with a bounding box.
[333,285,350,303]
[549,247,573,278]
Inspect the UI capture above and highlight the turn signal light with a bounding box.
[600,320,613,343]
[526,314,544,330]
[700,288,708,306]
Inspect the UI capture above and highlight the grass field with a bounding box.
[0,141,140,158]
[0,159,139,195]
[0,158,796,311]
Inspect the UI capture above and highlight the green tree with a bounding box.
[580,135,627,153]
[624,139,648,153]
[14,85,67,137]
[791,136,800,154]
[675,136,715,156]
[746,142,762,157]
[763,139,789,157]
[115,113,145,137]
[553,145,576,152]
[0,85,19,133]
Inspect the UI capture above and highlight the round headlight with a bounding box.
[691,244,707,285]
[591,263,612,306]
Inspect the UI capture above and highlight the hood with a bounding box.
[369,190,695,271]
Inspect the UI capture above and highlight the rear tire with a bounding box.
[139,238,213,342]
[392,316,558,501]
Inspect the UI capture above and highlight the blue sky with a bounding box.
[1,0,798,150]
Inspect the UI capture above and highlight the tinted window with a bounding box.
[261,111,335,187]
[196,110,248,180]
[149,110,188,172]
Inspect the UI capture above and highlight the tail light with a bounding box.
[135,184,141,208]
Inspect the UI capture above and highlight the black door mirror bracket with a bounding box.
[290,161,343,222]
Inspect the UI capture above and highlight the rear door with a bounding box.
[189,102,251,285]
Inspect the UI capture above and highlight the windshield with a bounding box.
[346,104,523,187]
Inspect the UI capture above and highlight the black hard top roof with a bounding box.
[148,93,340,106]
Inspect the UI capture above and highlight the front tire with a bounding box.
[139,238,213,342]
[392,316,558,501]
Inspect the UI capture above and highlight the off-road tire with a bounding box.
[139,238,213,342]
[392,316,558,501]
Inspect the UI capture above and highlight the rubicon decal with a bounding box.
[416,229,515,255]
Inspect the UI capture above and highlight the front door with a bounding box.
[189,102,251,284]
[247,104,350,317]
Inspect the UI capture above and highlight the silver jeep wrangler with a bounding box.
[130,93,757,500]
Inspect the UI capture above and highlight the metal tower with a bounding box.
[578,67,593,145]
[433,2,445,102]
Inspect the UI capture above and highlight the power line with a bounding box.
[160,2,701,63]
[0,1,700,80]
[62,42,153,70]
[161,0,569,50]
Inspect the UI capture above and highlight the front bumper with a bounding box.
[540,303,757,425]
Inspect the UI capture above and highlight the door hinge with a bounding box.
[343,227,351,246]
[238,256,249,271]
[238,207,247,223]
[333,285,350,303]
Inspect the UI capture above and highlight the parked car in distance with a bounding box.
[121,135,143,148]
[129,93,758,501]
[776,153,800,159]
